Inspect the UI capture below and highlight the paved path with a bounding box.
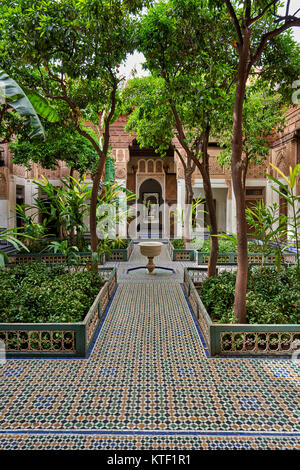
[0,243,299,450]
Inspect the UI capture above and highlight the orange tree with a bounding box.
[125,0,238,275]
[213,0,300,322]
[1,0,146,262]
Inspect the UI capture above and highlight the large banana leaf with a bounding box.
[0,70,45,139]
[25,90,60,123]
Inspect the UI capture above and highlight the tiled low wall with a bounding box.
[104,240,134,262]
[197,252,296,265]
[184,267,300,357]
[8,252,94,265]
[168,240,196,261]
[0,268,117,358]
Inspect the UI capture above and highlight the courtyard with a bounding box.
[0,0,300,454]
[0,244,299,451]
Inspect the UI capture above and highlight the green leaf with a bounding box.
[0,69,45,139]
[25,90,60,123]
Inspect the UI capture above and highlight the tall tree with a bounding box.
[122,76,197,246]
[222,0,300,322]
[133,0,238,275]
[217,82,287,190]
[1,0,143,258]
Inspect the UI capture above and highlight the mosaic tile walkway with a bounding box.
[0,244,299,450]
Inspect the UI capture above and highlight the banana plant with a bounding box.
[246,200,288,273]
[97,182,136,239]
[0,227,29,267]
[57,176,90,250]
[0,70,45,139]
[14,204,50,250]
[32,176,64,237]
[266,163,300,277]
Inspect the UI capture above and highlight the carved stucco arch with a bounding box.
[136,174,165,201]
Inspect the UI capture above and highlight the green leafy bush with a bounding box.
[198,265,300,324]
[0,263,103,323]
[171,237,260,252]
[196,238,260,253]
[171,239,185,249]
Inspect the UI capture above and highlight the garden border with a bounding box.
[104,239,134,262]
[7,239,133,265]
[0,267,117,358]
[168,240,196,261]
[197,251,296,265]
[183,267,300,357]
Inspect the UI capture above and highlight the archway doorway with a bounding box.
[137,178,163,238]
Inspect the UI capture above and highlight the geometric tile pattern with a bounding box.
[0,433,299,450]
[0,244,299,450]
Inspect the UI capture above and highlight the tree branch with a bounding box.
[250,19,300,68]
[225,0,243,48]
[249,1,279,26]
[174,147,187,170]
[286,0,291,19]
[170,102,193,159]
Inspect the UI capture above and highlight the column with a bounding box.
[8,175,16,228]
[231,185,237,235]
[225,179,233,234]
[115,178,127,238]
[176,178,185,238]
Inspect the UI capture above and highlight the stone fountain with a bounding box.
[126,241,175,276]
[139,241,163,274]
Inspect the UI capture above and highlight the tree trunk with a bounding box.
[170,104,218,275]
[90,156,106,253]
[231,35,250,324]
[200,152,219,278]
[192,128,219,277]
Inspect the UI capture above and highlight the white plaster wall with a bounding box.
[0,200,8,227]
[176,179,185,238]
[192,186,227,233]
[115,178,127,238]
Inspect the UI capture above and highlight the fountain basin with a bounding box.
[139,241,163,258]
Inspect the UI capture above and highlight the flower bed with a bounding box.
[169,237,296,265]
[0,265,117,357]
[183,267,300,356]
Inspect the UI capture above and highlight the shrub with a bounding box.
[172,237,261,252]
[0,263,103,323]
[199,265,300,324]
[171,239,185,249]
